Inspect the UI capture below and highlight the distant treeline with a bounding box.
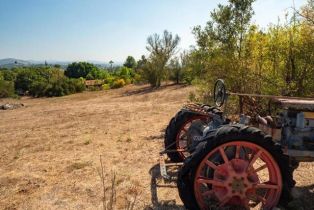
[0,60,141,98]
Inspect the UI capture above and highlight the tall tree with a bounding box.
[168,57,183,84]
[193,0,255,112]
[136,55,147,70]
[123,56,137,69]
[109,60,114,71]
[145,30,180,87]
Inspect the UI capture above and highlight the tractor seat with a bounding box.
[274,98,314,111]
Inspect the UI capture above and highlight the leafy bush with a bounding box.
[2,67,86,98]
[132,73,142,84]
[15,69,39,93]
[0,80,15,98]
[86,68,109,80]
[2,70,17,81]
[65,62,99,78]
[29,77,85,97]
[102,84,110,90]
[124,78,131,85]
[29,79,50,97]
[111,79,125,89]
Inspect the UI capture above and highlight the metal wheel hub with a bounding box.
[213,159,259,205]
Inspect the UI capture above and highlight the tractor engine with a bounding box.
[258,110,314,151]
[282,110,314,151]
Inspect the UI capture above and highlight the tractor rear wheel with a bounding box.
[177,125,295,210]
[164,110,209,162]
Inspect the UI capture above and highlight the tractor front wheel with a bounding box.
[178,125,295,210]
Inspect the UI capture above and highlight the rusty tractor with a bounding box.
[160,79,314,209]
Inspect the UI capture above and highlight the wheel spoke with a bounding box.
[256,195,266,204]
[255,183,279,190]
[219,196,231,207]
[219,147,229,164]
[197,177,225,187]
[205,160,218,170]
[248,192,267,205]
[247,150,262,170]
[179,132,187,140]
[235,145,241,159]
[250,163,267,173]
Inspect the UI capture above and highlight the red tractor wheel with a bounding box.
[165,111,209,162]
[175,115,209,159]
[194,141,282,209]
[178,125,295,210]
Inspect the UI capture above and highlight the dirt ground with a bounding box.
[0,84,314,210]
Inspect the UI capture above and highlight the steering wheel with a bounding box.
[214,79,226,107]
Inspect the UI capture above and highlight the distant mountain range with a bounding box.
[0,58,121,69]
[0,58,32,68]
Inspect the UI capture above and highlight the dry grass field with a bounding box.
[0,84,314,210]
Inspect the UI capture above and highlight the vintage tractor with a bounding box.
[160,79,314,209]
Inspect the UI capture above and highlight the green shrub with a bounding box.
[15,69,39,93]
[111,79,125,89]
[68,78,86,93]
[46,79,66,96]
[104,76,115,86]
[29,79,50,97]
[2,70,17,81]
[0,80,15,98]
[102,84,110,90]
[44,78,85,97]
[124,78,131,85]
[132,73,142,84]
[86,68,109,80]
[26,72,85,97]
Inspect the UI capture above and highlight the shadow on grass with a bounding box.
[144,164,185,210]
[145,133,165,141]
[145,128,166,141]
[121,83,189,97]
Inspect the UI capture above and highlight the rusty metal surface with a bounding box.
[273,98,314,111]
[159,154,183,180]
[286,149,314,161]
[182,103,211,116]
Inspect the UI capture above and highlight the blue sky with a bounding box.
[0,0,307,63]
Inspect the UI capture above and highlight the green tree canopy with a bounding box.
[186,0,314,112]
[144,30,180,87]
[65,62,99,78]
[123,56,137,69]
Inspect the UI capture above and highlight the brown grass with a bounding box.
[0,84,313,210]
